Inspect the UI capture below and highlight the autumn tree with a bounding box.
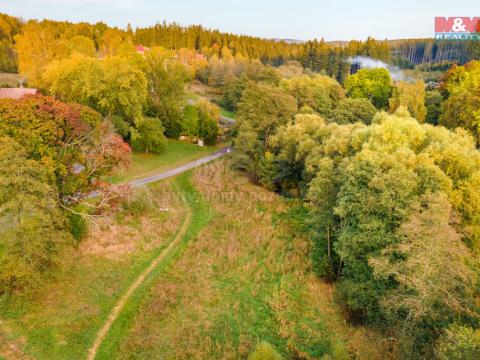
[182,105,200,139]
[43,53,147,128]
[131,117,166,154]
[236,82,297,144]
[439,60,480,145]
[220,75,248,112]
[0,95,131,198]
[15,19,100,86]
[279,74,345,118]
[0,95,131,292]
[143,47,191,138]
[370,193,477,354]
[0,137,72,293]
[15,20,64,86]
[330,98,377,124]
[389,80,427,122]
[345,68,393,109]
[0,13,22,72]
[196,99,220,145]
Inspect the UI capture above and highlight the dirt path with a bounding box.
[86,202,192,360]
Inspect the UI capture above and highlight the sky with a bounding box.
[2,0,479,41]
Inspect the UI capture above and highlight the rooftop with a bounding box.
[0,88,38,99]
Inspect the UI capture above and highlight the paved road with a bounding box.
[87,147,230,198]
[129,147,230,188]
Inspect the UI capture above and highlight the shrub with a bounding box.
[68,212,88,242]
[248,342,282,360]
[121,188,155,216]
[110,115,131,138]
[435,325,480,360]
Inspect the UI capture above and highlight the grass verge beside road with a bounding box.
[108,139,220,184]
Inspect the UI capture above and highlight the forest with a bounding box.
[0,10,480,360]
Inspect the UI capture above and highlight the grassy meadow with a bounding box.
[109,160,389,360]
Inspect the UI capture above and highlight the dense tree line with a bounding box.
[2,12,478,80]
[134,21,302,65]
[390,39,476,65]
[299,37,390,82]
[229,62,480,357]
[9,17,220,150]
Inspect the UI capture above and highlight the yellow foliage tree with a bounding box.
[389,80,427,122]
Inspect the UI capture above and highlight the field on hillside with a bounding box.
[108,139,220,184]
[107,160,390,359]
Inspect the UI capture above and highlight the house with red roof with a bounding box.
[0,88,38,99]
[135,45,150,56]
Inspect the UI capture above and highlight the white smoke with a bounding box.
[347,56,409,81]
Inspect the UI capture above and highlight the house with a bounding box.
[0,88,38,100]
[135,45,150,56]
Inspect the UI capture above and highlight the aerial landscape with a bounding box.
[0,1,480,359]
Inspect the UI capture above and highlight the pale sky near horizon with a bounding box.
[1,0,479,41]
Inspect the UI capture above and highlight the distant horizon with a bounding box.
[2,0,478,42]
[2,12,441,43]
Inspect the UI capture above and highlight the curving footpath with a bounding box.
[86,202,192,360]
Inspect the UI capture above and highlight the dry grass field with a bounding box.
[114,160,390,360]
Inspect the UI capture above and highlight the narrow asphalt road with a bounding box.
[87,147,230,199]
[129,146,230,188]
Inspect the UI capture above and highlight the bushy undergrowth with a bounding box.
[120,188,156,216]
